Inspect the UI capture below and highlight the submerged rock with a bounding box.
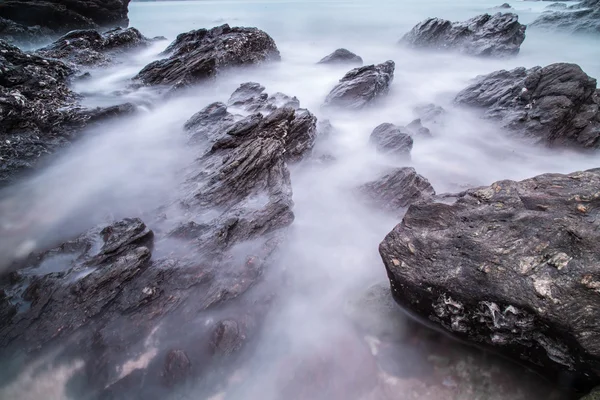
[317,48,363,65]
[379,168,600,392]
[360,167,435,211]
[531,0,600,34]
[36,27,156,67]
[369,123,413,157]
[135,24,280,91]
[455,62,600,149]
[323,60,395,109]
[400,13,526,57]
[0,0,131,45]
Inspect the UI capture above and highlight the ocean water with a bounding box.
[1,0,600,398]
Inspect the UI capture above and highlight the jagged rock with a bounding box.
[0,16,52,47]
[414,103,446,124]
[163,350,191,387]
[400,13,526,57]
[135,25,280,91]
[210,320,245,356]
[0,0,131,45]
[369,123,413,157]
[545,3,568,10]
[323,61,395,109]
[317,48,363,65]
[0,39,139,185]
[406,118,433,137]
[497,3,512,8]
[227,82,300,112]
[379,168,600,392]
[360,167,435,211]
[36,27,155,67]
[455,63,600,149]
[531,0,600,34]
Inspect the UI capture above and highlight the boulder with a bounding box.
[406,118,433,137]
[380,168,600,392]
[497,3,512,8]
[369,123,413,157]
[455,63,600,149]
[531,0,600,34]
[134,24,280,91]
[317,48,363,65]
[414,103,446,124]
[400,13,526,57]
[360,167,435,211]
[36,27,155,67]
[323,61,395,109]
[0,0,131,44]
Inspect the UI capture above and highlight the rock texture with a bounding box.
[318,48,363,65]
[380,168,600,392]
[455,63,600,149]
[360,167,435,211]
[323,61,395,109]
[135,24,280,91]
[0,0,131,44]
[0,40,137,185]
[531,0,600,34]
[369,123,413,157]
[400,13,526,57]
[36,27,155,67]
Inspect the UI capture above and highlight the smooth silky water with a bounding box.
[1,0,599,398]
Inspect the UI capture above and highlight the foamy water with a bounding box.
[1,0,599,398]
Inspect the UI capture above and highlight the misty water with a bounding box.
[1,0,600,399]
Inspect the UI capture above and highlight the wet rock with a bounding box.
[379,168,600,392]
[210,320,245,356]
[317,48,363,65]
[455,63,600,149]
[323,60,395,109]
[134,24,280,91]
[401,13,526,57]
[360,167,435,211]
[36,27,155,67]
[406,118,433,138]
[497,3,512,8]
[163,349,191,387]
[369,123,413,157]
[0,0,131,45]
[545,3,568,10]
[532,0,600,34]
[0,16,52,47]
[414,103,446,124]
[227,82,300,112]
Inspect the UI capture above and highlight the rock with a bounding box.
[163,350,191,387]
[323,61,395,109]
[317,48,363,65]
[400,13,526,57]
[531,0,600,34]
[0,0,131,45]
[227,82,300,112]
[379,168,600,392]
[210,320,245,356]
[36,27,155,67]
[360,167,435,211]
[414,103,446,124]
[369,123,413,157]
[0,16,52,47]
[545,3,568,10]
[497,3,512,8]
[406,118,433,138]
[582,388,600,400]
[455,63,600,149]
[134,24,280,91]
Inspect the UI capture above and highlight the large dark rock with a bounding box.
[36,27,154,67]
[531,0,600,34]
[360,167,435,211]
[0,39,138,185]
[135,24,280,91]
[455,63,600,149]
[317,48,363,65]
[400,13,526,57]
[323,61,395,109]
[369,123,413,157]
[379,168,600,392]
[0,0,131,44]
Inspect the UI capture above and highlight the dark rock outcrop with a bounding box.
[135,24,280,91]
[369,123,413,157]
[455,63,600,149]
[36,27,155,67]
[531,0,600,34]
[0,0,131,44]
[317,48,363,65]
[360,167,435,211]
[323,61,395,109]
[380,168,600,392]
[400,13,526,57]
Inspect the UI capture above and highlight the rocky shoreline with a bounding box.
[1,2,600,399]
